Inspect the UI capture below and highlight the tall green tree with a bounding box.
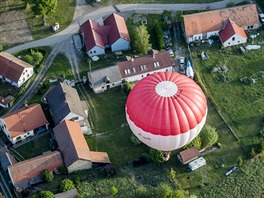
[33,0,58,16]
[131,25,151,55]
[200,125,219,149]
[154,19,165,50]
[59,178,75,192]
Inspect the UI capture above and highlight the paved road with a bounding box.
[6,0,244,54]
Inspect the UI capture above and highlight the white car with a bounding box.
[259,13,264,23]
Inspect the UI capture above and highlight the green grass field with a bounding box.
[191,31,264,150]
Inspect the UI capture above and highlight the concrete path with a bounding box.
[6,0,244,54]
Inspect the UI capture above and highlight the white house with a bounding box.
[0,52,34,88]
[87,50,175,93]
[219,19,247,47]
[81,13,130,57]
[0,104,49,144]
[118,50,175,83]
[45,82,90,134]
[182,4,260,43]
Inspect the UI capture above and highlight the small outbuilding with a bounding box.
[177,147,200,164]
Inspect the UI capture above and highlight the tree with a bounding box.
[0,44,3,52]
[110,186,118,196]
[237,156,243,167]
[131,25,151,55]
[42,170,54,183]
[33,0,58,16]
[31,49,43,65]
[154,19,165,50]
[59,178,75,192]
[123,81,132,93]
[191,136,202,150]
[200,125,219,149]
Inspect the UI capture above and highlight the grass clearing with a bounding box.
[190,30,264,150]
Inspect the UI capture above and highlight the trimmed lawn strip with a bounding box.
[14,133,52,160]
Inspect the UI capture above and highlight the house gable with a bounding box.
[183,4,259,42]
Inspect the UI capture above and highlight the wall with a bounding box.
[87,46,105,57]
[67,159,92,173]
[111,39,130,52]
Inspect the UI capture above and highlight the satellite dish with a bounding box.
[92,56,99,61]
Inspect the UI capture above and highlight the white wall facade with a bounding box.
[92,80,122,94]
[11,130,34,144]
[17,68,34,88]
[222,34,247,47]
[111,38,130,52]
[63,112,85,123]
[87,46,105,57]
[187,30,219,43]
[67,159,92,173]
[123,67,173,83]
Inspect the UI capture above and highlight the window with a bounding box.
[27,74,29,77]
[90,51,93,54]
[133,68,136,73]
[228,42,230,45]
[94,50,96,53]
[251,25,253,28]
[124,69,131,75]
[141,75,144,77]
[232,37,235,41]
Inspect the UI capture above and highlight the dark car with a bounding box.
[178,57,185,74]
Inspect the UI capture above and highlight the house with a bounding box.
[8,151,64,191]
[219,19,247,47]
[117,50,175,82]
[87,65,122,94]
[177,147,200,164]
[0,103,49,144]
[0,52,34,88]
[0,146,16,171]
[87,50,175,93]
[81,13,130,57]
[53,120,110,173]
[45,82,90,134]
[182,4,260,43]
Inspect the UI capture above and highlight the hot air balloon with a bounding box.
[125,72,207,160]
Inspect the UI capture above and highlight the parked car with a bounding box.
[178,57,185,74]
[225,166,238,176]
[167,49,174,57]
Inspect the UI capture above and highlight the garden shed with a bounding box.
[177,147,200,164]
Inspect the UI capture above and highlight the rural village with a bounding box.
[0,0,264,197]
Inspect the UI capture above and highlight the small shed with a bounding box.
[177,147,200,164]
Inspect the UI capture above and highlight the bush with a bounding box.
[73,176,81,186]
[250,148,256,158]
[200,125,219,149]
[58,166,68,174]
[149,148,165,163]
[42,170,54,183]
[123,81,132,93]
[100,165,117,177]
[59,179,75,192]
[110,186,118,196]
[237,156,243,167]
[31,191,54,198]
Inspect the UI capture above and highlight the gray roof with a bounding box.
[46,83,86,125]
[0,146,16,171]
[88,65,122,88]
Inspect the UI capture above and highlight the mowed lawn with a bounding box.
[191,31,264,149]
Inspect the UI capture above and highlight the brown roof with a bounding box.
[53,120,92,167]
[2,103,49,138]
[104,13,130,44]
[117,51,175,78]
[90,151,111,164]
[81,19,105,51]
[177,147,200,164]
[183,4,259,36]
[81,13,130,51]
[219,19,247,43]
[0,52,33,82]
[8,151,63,185]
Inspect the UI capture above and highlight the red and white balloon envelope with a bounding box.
[126,72,208,161]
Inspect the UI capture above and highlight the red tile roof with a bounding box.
[53,120,92,168]
[2,103,49,138]
[81,13,130,51]
[117,51,175,78]
[8,151,63,185]
[219,19,247,43]
[0,52,33,82]
[177,147,200,164]
[104,13,130,44]
[183,4,259,37]
[90,151,111,164]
